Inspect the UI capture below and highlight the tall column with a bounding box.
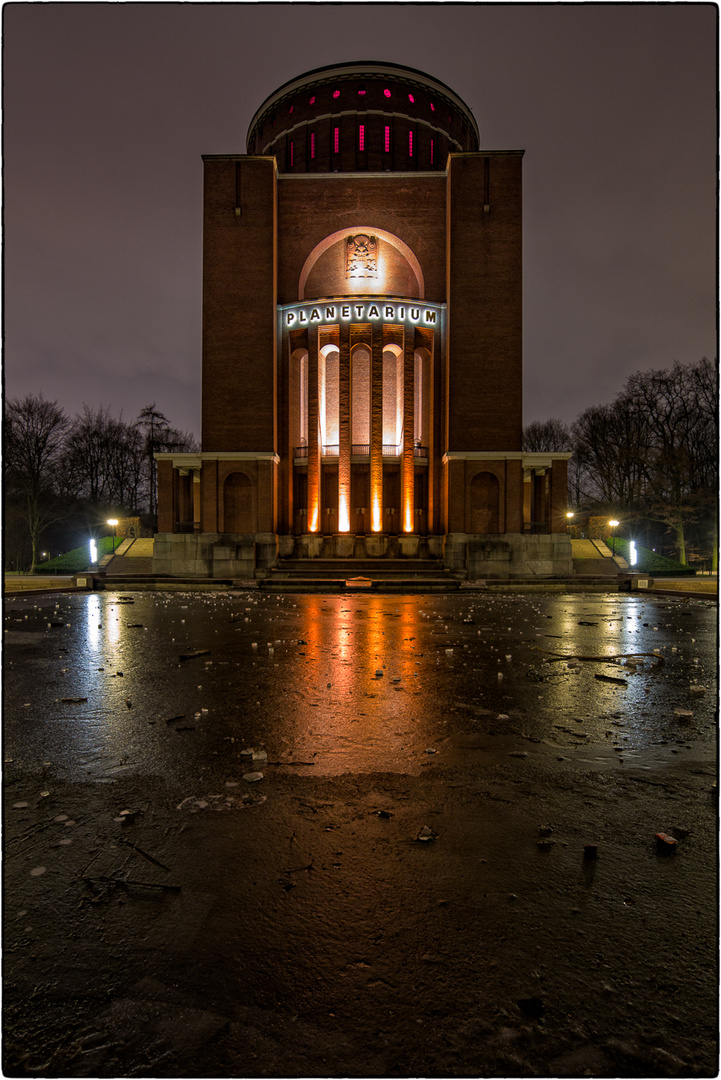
[402,329,416,533]
[370,322,384,532]
[307,326,321,533]
[338,323,351,532]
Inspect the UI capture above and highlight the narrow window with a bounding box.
[384,88,391,98]
[309,95,316,104]
[358,124,365,151]
[430,138,434,165]
[408,93,415,103]
[430,102,435,111]
[333,89,340,99]
[408,130,414,157]
[289,105,294,114]
[333,127,340,154]
[310,132,315,159]
[289,141,294,167]
[384,126,390,153]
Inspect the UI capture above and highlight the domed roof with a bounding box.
[246,61,479,172]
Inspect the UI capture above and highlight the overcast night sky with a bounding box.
[4,2,717,439]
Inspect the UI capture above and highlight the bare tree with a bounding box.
[4,395,70,572]
[522,418,572,452]
[136,404,198,523]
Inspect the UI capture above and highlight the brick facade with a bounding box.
[155,61,571,579]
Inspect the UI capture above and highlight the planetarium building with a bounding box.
[154,61,572,580]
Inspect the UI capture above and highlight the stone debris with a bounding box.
[242,771,264,782]
[655,832,678,854]
[416,825,437,842]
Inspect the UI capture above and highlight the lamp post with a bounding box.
[609,519,619,555]
[107,518,119,553]
[565,511,574,534]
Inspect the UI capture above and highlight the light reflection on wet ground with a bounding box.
[3,590,716,782]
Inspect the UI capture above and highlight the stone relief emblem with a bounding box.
[346,234,377,278]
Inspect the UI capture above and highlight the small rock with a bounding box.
[538,825,554,836]
[517,996,544,1019]
[416,825,437,842]
[655,832,677,855]
[243,772,264,782]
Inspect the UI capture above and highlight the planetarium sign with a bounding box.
[281,299,444,328]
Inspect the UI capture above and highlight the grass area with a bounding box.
[38,536,116,573]
[607,536,697,575]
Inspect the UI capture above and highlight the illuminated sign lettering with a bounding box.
[282,300,442,329]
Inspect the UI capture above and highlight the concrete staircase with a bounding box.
[261,556,462,592]
[572,539,629,576]
[103,537,155,576]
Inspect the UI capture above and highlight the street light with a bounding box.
[609,519,619,555]
[106,518,118,552]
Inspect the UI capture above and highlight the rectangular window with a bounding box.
[384,125,390,153]
[310,132,315,159]
[333,127,340,154]
[430,138,434,165]
[289,141,294,167]
[408,130,414,157]
[358,124,365,151]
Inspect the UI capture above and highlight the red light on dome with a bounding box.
[309,96,316,104]
[408,93,415,103]
[430,102,435,111]
[358,89,366,96]
[384,88,391,98]
[289,105,294,114]
[333,89,340,99]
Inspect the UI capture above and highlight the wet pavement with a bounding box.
[3,589,718,1077]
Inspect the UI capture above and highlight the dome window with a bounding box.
[309,96,316,104]
[408,93,415,103]
[333,89,340,99]
[384,88,391,98]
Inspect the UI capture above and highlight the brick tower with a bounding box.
[154,61,571,579]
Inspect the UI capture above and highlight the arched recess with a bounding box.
[382,343,403,448]
[299,227,425,300]
[414,346,431,449]
[320,343,340,448]
[469,472,500,534]
[224,472,254,533]
[290,348,308,453]
[351,342,371,446]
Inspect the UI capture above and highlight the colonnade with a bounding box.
[303,322,420,534]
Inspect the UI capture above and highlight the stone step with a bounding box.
[105,556,154,575]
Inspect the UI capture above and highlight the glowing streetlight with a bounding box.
[608,519,619,555]
[106,518,118,552]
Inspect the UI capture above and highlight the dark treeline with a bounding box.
[4,398,198,572]
[523,358,718,568]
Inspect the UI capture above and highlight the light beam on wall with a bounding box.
[338,493,350,533]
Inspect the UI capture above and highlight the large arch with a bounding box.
[298,226,425,300]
